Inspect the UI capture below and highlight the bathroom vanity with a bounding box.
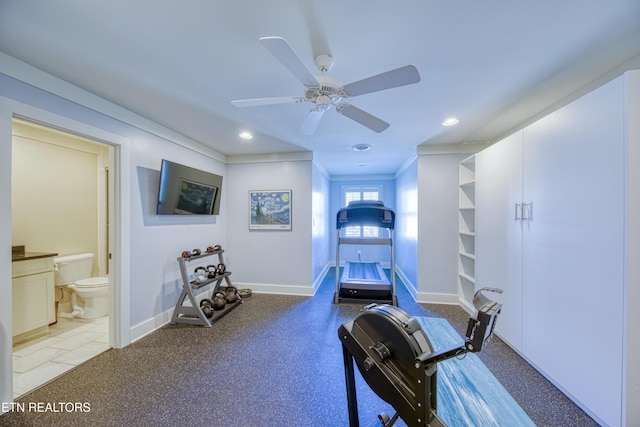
[11,246,57,343]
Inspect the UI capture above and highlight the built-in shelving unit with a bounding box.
[458,155,476,312]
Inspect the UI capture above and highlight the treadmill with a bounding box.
[334,200,397,306]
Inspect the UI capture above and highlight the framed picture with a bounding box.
[249,190,292,230]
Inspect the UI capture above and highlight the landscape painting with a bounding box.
[249,190,292,230]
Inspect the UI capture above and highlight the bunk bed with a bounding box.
[334,200,398,306]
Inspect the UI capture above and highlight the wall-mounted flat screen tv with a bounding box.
[156,159,223,215]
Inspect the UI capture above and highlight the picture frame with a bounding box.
[249,190,292,230]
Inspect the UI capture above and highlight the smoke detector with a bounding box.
[352,144,371,152]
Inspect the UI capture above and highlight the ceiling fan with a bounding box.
[231,37,421,135]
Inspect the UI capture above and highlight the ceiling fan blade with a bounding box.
[342,64,421,97]
[259,36,320,88]
[231,96,305,108]
[300,108,325,135]
[336,103,390,133]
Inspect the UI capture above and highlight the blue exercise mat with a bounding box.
[417,317,535,427]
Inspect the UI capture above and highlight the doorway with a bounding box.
[10,119,112,398]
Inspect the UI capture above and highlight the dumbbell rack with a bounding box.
[171,248,241,327]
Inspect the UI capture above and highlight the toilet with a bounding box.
[53,253,109,319]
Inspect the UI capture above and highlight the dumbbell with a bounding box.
[212,292,226,310]
[200,299,214,318]
[206,244,222,253]
[181,248,202,258]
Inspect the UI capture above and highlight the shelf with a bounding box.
[172,298,242,326]
[459,252,475,260]
[459,273,475,284]
[189,272,232,289]
[171,247,241,327]
[459,155,476,307]
[460,155,476,168]
[179,249,224,262]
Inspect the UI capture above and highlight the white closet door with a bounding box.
[475,130,524,351]
[522,77,625,426]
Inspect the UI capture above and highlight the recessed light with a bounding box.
[239,131,253,140]
[442,117,459,127]
[352,144,371,152]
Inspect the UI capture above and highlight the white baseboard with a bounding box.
[394,267,416,297]
[130,308,173,343]
[127,263,459,344]
[312,262,331,295]
[128,272,329,343]
[415,291,460,305]
[458,297,476,314]
[391,268,459,306]
[232,282,316,296]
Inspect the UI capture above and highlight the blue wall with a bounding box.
[312,164,331,284]
[394,160,419,294]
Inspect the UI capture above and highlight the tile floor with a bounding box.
[12,315,110,399]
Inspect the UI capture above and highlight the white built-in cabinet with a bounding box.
[12,257,56,341]
[475,71,639,427]
[458,155,476,311]
[475,131,524,350]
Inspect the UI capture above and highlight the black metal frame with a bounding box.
[334,201,397,305]
[338,288,502,427]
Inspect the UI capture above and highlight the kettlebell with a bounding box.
[200,298,214,318]
[194,266,208,283]
[217,263,226,275]
[212,292,226,310]
[225,286,239,304]
[206,265,218,279]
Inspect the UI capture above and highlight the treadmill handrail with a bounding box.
[336,201,395,230]
[339,237,392,246]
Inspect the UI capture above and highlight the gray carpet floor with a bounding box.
[2,268,598,426]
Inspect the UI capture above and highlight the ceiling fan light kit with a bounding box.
[231,36,421,135]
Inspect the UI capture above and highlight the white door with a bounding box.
[522,77,625,427]
[475,130,524,351]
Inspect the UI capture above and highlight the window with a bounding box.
[342,185,383,238]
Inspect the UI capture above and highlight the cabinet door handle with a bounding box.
[515,203,522,221]
[523,202,533,221]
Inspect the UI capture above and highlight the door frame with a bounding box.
[0,96,131,404]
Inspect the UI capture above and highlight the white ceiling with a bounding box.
[1,1,639,176]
